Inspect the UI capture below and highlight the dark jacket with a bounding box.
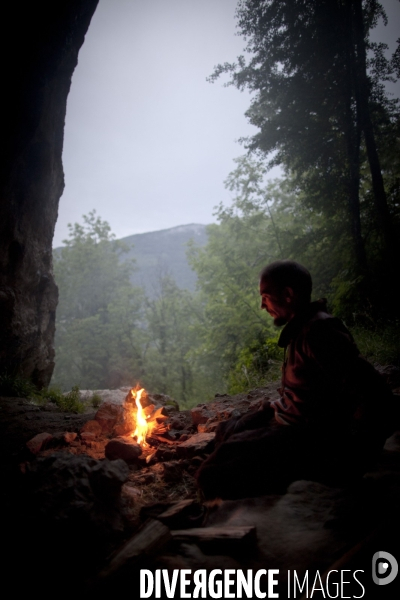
[271,299,395,443]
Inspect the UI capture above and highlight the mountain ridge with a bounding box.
[54,223,210,296]
[120,223,208,295]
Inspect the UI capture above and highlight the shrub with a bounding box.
[0,371,37,398]
[90,393,102,409]
[56,385,85,413]
[227,336,284,394]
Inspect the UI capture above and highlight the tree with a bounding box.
[52,212,145,389]
[210,0,400,276]
[142,273,206,406]
[188,157,340,389]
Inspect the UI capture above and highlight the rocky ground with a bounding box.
[1,376,400,597]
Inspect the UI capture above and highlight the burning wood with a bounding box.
[129,387,172,450]
[130,388,153,448]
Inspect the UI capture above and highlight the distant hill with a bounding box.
[54,224,209,297]
[121,224,208,295]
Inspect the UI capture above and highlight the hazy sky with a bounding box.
[54,0,400,247]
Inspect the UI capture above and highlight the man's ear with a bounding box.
[283,286,295,303]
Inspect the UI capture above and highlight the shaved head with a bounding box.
[260,260,312,303]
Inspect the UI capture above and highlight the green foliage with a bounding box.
[211,0,400,292]
[31,385,85,413]
[187,157,350,389]
[142,275,206,407]
[50,2,400,404]
[351,321,400,367]
[40,387,63,403]
[228,335,283,394]
[0,373,86,414]
[52,211,146,390]
[91,393,102,409]
[54,385,85,413]
[50,171,399,410]
[0,371,37,398]
[34,386,64,405]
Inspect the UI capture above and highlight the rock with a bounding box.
[88,458,130,500]
[24,452,128,538]
[0,1,98,388]
[191,405,213,426]
[162,460,184,483]
[190,388,281,433]
[105,437,142,464]
[26,432,53,455]
[198,421,221,433]
[95,402,124,434]
[75,388,132,405]
[46,431,69,448]
[148,393,179,411]
[176,432,216,458]
[155,447,177,462]
[63,432,78,444]
[81,431,96,444]
[170,410,193,431]
[80,419,102,437]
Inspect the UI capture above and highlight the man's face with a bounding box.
[259,279,294,326]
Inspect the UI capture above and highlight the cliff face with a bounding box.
[0,1,99,387]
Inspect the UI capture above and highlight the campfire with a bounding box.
[130,388,153,447]
[128,387,170,454]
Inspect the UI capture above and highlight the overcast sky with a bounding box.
[53,0,400,247]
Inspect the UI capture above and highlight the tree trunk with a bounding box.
[342,0,367,272]
[352,0,398,259]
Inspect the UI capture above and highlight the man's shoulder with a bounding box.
[303,310,352,342]
[279,300,352,348]
[306,309,345,332]
[301,301,349,337]
[294,305,357,361]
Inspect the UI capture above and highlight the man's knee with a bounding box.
[215,401,275,444]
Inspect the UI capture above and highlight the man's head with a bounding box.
[259,260,312,326]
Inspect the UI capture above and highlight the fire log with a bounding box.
[170,525,257,554]
[100,519,171,578]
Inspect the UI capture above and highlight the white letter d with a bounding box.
[140,569,154,598]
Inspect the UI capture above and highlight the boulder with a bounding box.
[105,437,142,464]
[94,402,124,434]
[24,452,129,531]
[80,419,102,437]
[191,404,213,426]
[63,432,78,444]
[176,432,216,459]
[26,432,53,455]
[0,0,98,388]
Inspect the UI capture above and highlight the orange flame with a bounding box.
[131,388,152,448]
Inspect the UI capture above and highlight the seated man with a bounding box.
[196,260,397,499]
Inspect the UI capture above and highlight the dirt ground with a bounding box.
[1,391,400,598]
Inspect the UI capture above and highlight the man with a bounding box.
[196,260,396,499]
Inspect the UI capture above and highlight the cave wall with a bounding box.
[0,0,99,388]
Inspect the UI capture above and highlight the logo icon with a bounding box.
[372,551,398,585]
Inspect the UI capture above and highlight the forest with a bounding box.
[51,0,400,408]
